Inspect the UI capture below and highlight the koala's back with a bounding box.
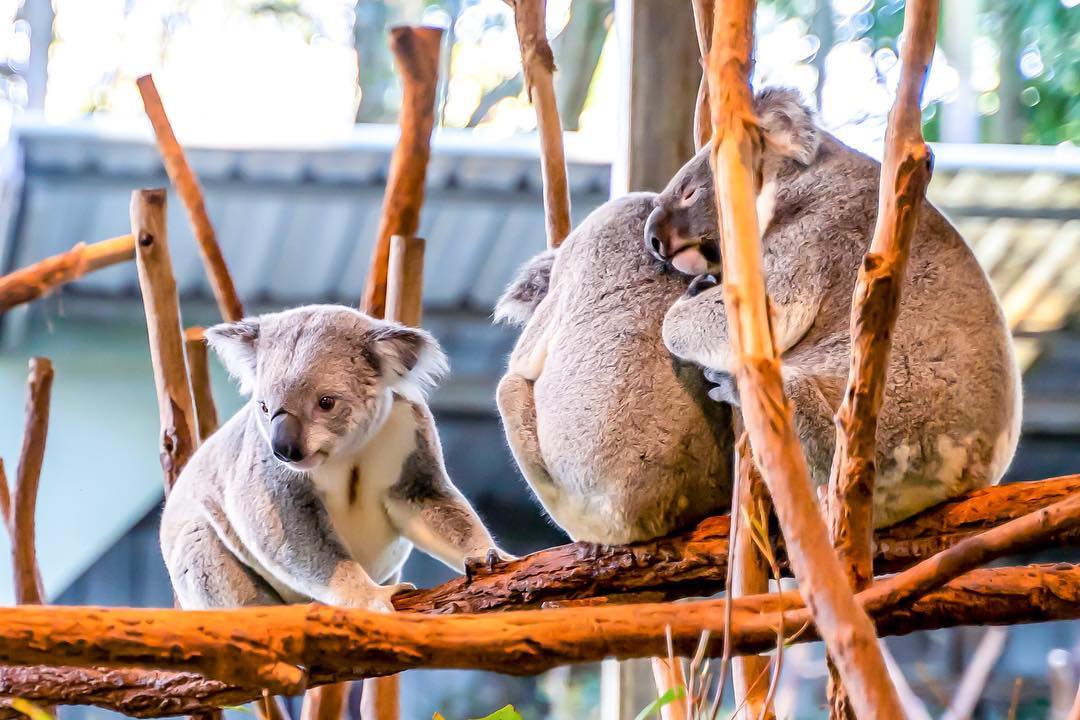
[774,135,1021,525]
[534,194,733,543]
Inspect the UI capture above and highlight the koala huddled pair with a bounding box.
[161,305,506,612]
[497,87,1020,538]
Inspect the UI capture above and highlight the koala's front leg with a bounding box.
[384,403,512,572]
[227,473,403,612]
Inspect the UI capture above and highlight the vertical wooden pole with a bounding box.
[506,0,572,248]
[704,1,904,717]
[136,75,244,323]
[690,0,715,150]
[132,189,199,493]
[824,1,938,716]
[360,26,442,319]
[184,327,220,442]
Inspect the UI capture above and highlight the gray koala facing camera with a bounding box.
[160,304,509,612]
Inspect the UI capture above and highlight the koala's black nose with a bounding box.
[270,412,305,463]
[686,274,719,298]
[645,206,669,260]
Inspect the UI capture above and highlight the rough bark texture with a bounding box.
[0,235,134,312]
[824,2,939,716]
[360,27,442,319]
[690,0,714,149]
[384,236,425,328]
[0,563,1075,713]
[132,189,199,492]
[506,0,572,247]
[184,327,219,442]
[9,358,52,607]
[705,1,904,716]
[136,75,244,323]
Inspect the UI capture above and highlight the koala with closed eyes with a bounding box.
[648,87,1022,528]
[160,304,508,612]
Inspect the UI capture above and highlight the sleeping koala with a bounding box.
[160,304,507,611]
[649,87,1022,528]
[495,195,734,545]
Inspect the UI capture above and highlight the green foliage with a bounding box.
[633,686,686,720]
[433,705,524,720]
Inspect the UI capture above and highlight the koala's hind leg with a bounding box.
[166,520,282,609]
[496,373,559,494]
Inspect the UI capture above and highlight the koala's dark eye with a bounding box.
[682,184,699,202]
[259,401,268,414]
[318,396,336,411]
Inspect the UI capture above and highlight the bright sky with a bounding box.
[2,0,966,156]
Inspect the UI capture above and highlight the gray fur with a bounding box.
[654,88,1022,528]
[161,304,508,612]
[495,195,734,545]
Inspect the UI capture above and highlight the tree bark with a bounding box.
[690,0,714,149]
[0,235,134,312]
[384,236,425,328]
[132,189,199,492]
[136,75,243,323]
[360,26,442,319]
[183,327,219,442]
[506,0,572,248]
[704,0,904,716]
[10,358,52,607]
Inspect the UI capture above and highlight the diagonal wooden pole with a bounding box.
[505,0,571,248]
[703,0,904,716]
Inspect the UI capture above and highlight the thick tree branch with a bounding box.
[136,75,244,323]
[0,235,134,312]
[705,1,903,715]
[506,0,572,248]
[360,26,442,319]
[11,358,52,606]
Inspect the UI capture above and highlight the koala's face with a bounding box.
[644,148,721,277]
[206,305,447,472]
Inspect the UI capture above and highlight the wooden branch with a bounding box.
[184,327,219,442]
[0,562,1075,710]
[690,0,713,150]
[384,236,425,327]
[132,189,199,492]
[0,235,135,312]
[824,5,937,713]
[301,685,345,720]
[705,1,904,716]
[360,677,397,720]
[0,459,9,537]
[360,27,442,319]
[506,0,571,248]
[11,357,52,606]
[136,75,244,323]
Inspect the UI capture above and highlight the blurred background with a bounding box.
[0,0,1077,718]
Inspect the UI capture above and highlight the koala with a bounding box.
[649,87,1022,528]
[495,195,734,545]
[160,304,507,612]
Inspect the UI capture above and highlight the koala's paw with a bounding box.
[464,548,516,581]
[340,582,416,613]
[704,368,740,407]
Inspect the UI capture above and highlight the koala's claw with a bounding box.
[704,368,740,407]
[464,548,516,581]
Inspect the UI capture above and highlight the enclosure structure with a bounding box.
[0,0,1077,719]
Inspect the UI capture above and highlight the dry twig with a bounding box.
[0,236,135,313]
[11,358,52,606]
[136,75,243,322]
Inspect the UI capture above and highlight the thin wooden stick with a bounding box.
[360,27,442,319]
[136,74,244,323]
[384,236,425,327]
[0,459,10,537]
[690,0,714,150]
[0,561,1077,717]
[824,3,937,714]
[704,1,904,716]
[360,677,398,720]
[300,685,346,720]
[184,327,219,442]
[506,0,572,248]
[0,235,135,312]
[132,189,199,492]
[730,432,774,720]
[11,357,52,606]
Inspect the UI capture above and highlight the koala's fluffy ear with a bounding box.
[205,319,260,395]
[494,248,557,327]
[368,323,449,402]
[754,87,820,166]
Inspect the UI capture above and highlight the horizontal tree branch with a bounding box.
[0,563,1077,717]
[0,235,135,312]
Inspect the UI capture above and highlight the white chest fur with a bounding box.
[308,399,417,583]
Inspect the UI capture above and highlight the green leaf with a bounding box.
[633,686,686,720]
[473,706,523,720]
[9,699,54,720]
